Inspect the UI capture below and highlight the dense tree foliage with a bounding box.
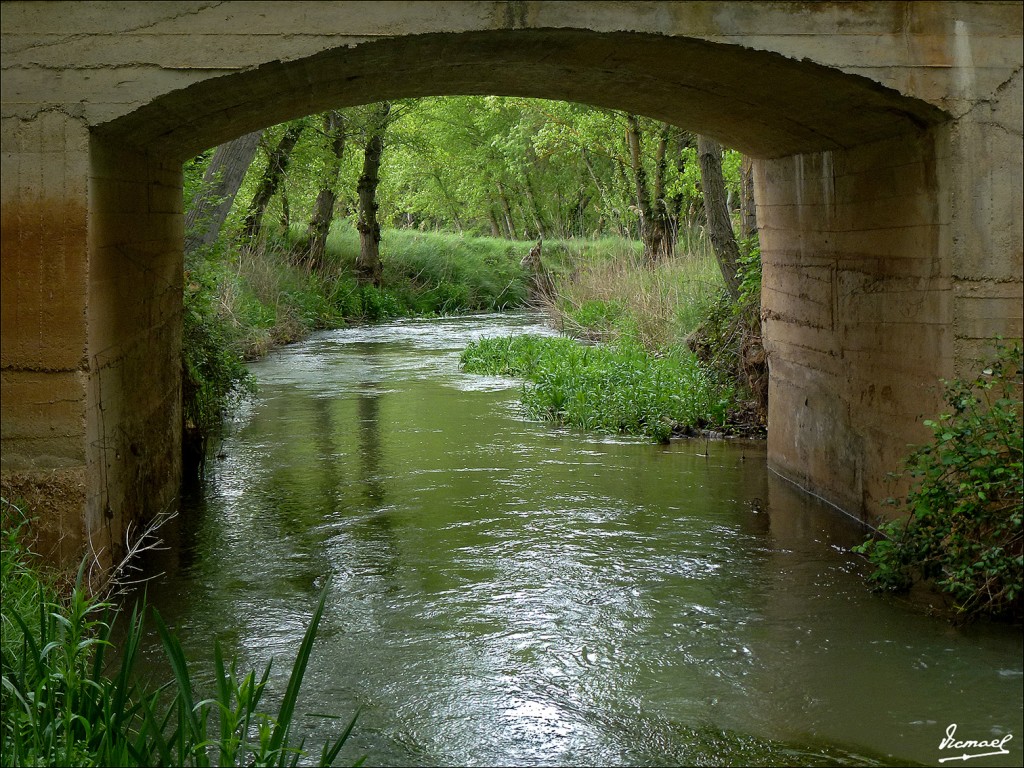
[189,97,745,254]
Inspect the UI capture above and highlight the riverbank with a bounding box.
[192,225,534,361]
[183,226,536,465]
[187,226,764,463]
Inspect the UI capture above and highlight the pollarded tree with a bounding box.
[244,119,308,244]
[355,101,392,286]
[624,113,675,261]
[306,110,346,272]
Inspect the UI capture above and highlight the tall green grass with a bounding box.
[460,335,735,442]
[325,226,530,311]
[535,230,725,350]
[1,498,359,767]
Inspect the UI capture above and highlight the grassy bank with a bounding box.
[459,227,761,442]
[183,226,534,465]
[198,225,533,361]
[539,231,725,351]
[1,499,357,767]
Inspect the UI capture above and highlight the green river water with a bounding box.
[135,313,1022,767]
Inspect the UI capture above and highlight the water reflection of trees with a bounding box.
[343,377,401,585]
[356,384,386,509]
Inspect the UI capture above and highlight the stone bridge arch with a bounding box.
[2,1,1021,567]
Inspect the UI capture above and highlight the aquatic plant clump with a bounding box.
[460,334,736,442]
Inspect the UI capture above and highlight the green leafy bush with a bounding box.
[354,285,406,321]
[735,234,762,315]
[854,343,1023,621]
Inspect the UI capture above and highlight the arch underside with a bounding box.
[94,30,947,160]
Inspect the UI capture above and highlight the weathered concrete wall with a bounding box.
[0,114,184,567]
[1,1,1021,563]
[758,130,953,515]
[85,141,184,568]
[1,109,92,563]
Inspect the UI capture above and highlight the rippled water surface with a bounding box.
[137,313,1022,766]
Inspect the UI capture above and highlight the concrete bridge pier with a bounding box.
[759,131,952,518]
[2,118,184,569]
[758,92,1022,518]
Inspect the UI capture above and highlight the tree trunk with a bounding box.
[523,173,548,240]
[625,113,659,260]
[355,103,390,287]
[520,144,550,239]
[574,190,591,239]
[487,206,502,238]
[184,129,263,253]
[496,182,517,240]
[650,122,674,259]
[669,132,689,224]
[582,148,617,234]
[739,154,758,241]
[307,111,346,272]
[433,172,464,234]
[622,115,672,259]
[279,189,291,231]
[244,120,306,243]
[697,134,742,301]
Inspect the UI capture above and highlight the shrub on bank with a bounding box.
[182,244,257,472]
[854,343,1023,621]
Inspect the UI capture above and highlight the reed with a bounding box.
[537,230,725,350]
[1,498,359,768]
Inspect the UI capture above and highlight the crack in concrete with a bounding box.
[8,104,90,125]
[3,61,248,72]
[948,63,1024,121]
[3,2,226,55]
